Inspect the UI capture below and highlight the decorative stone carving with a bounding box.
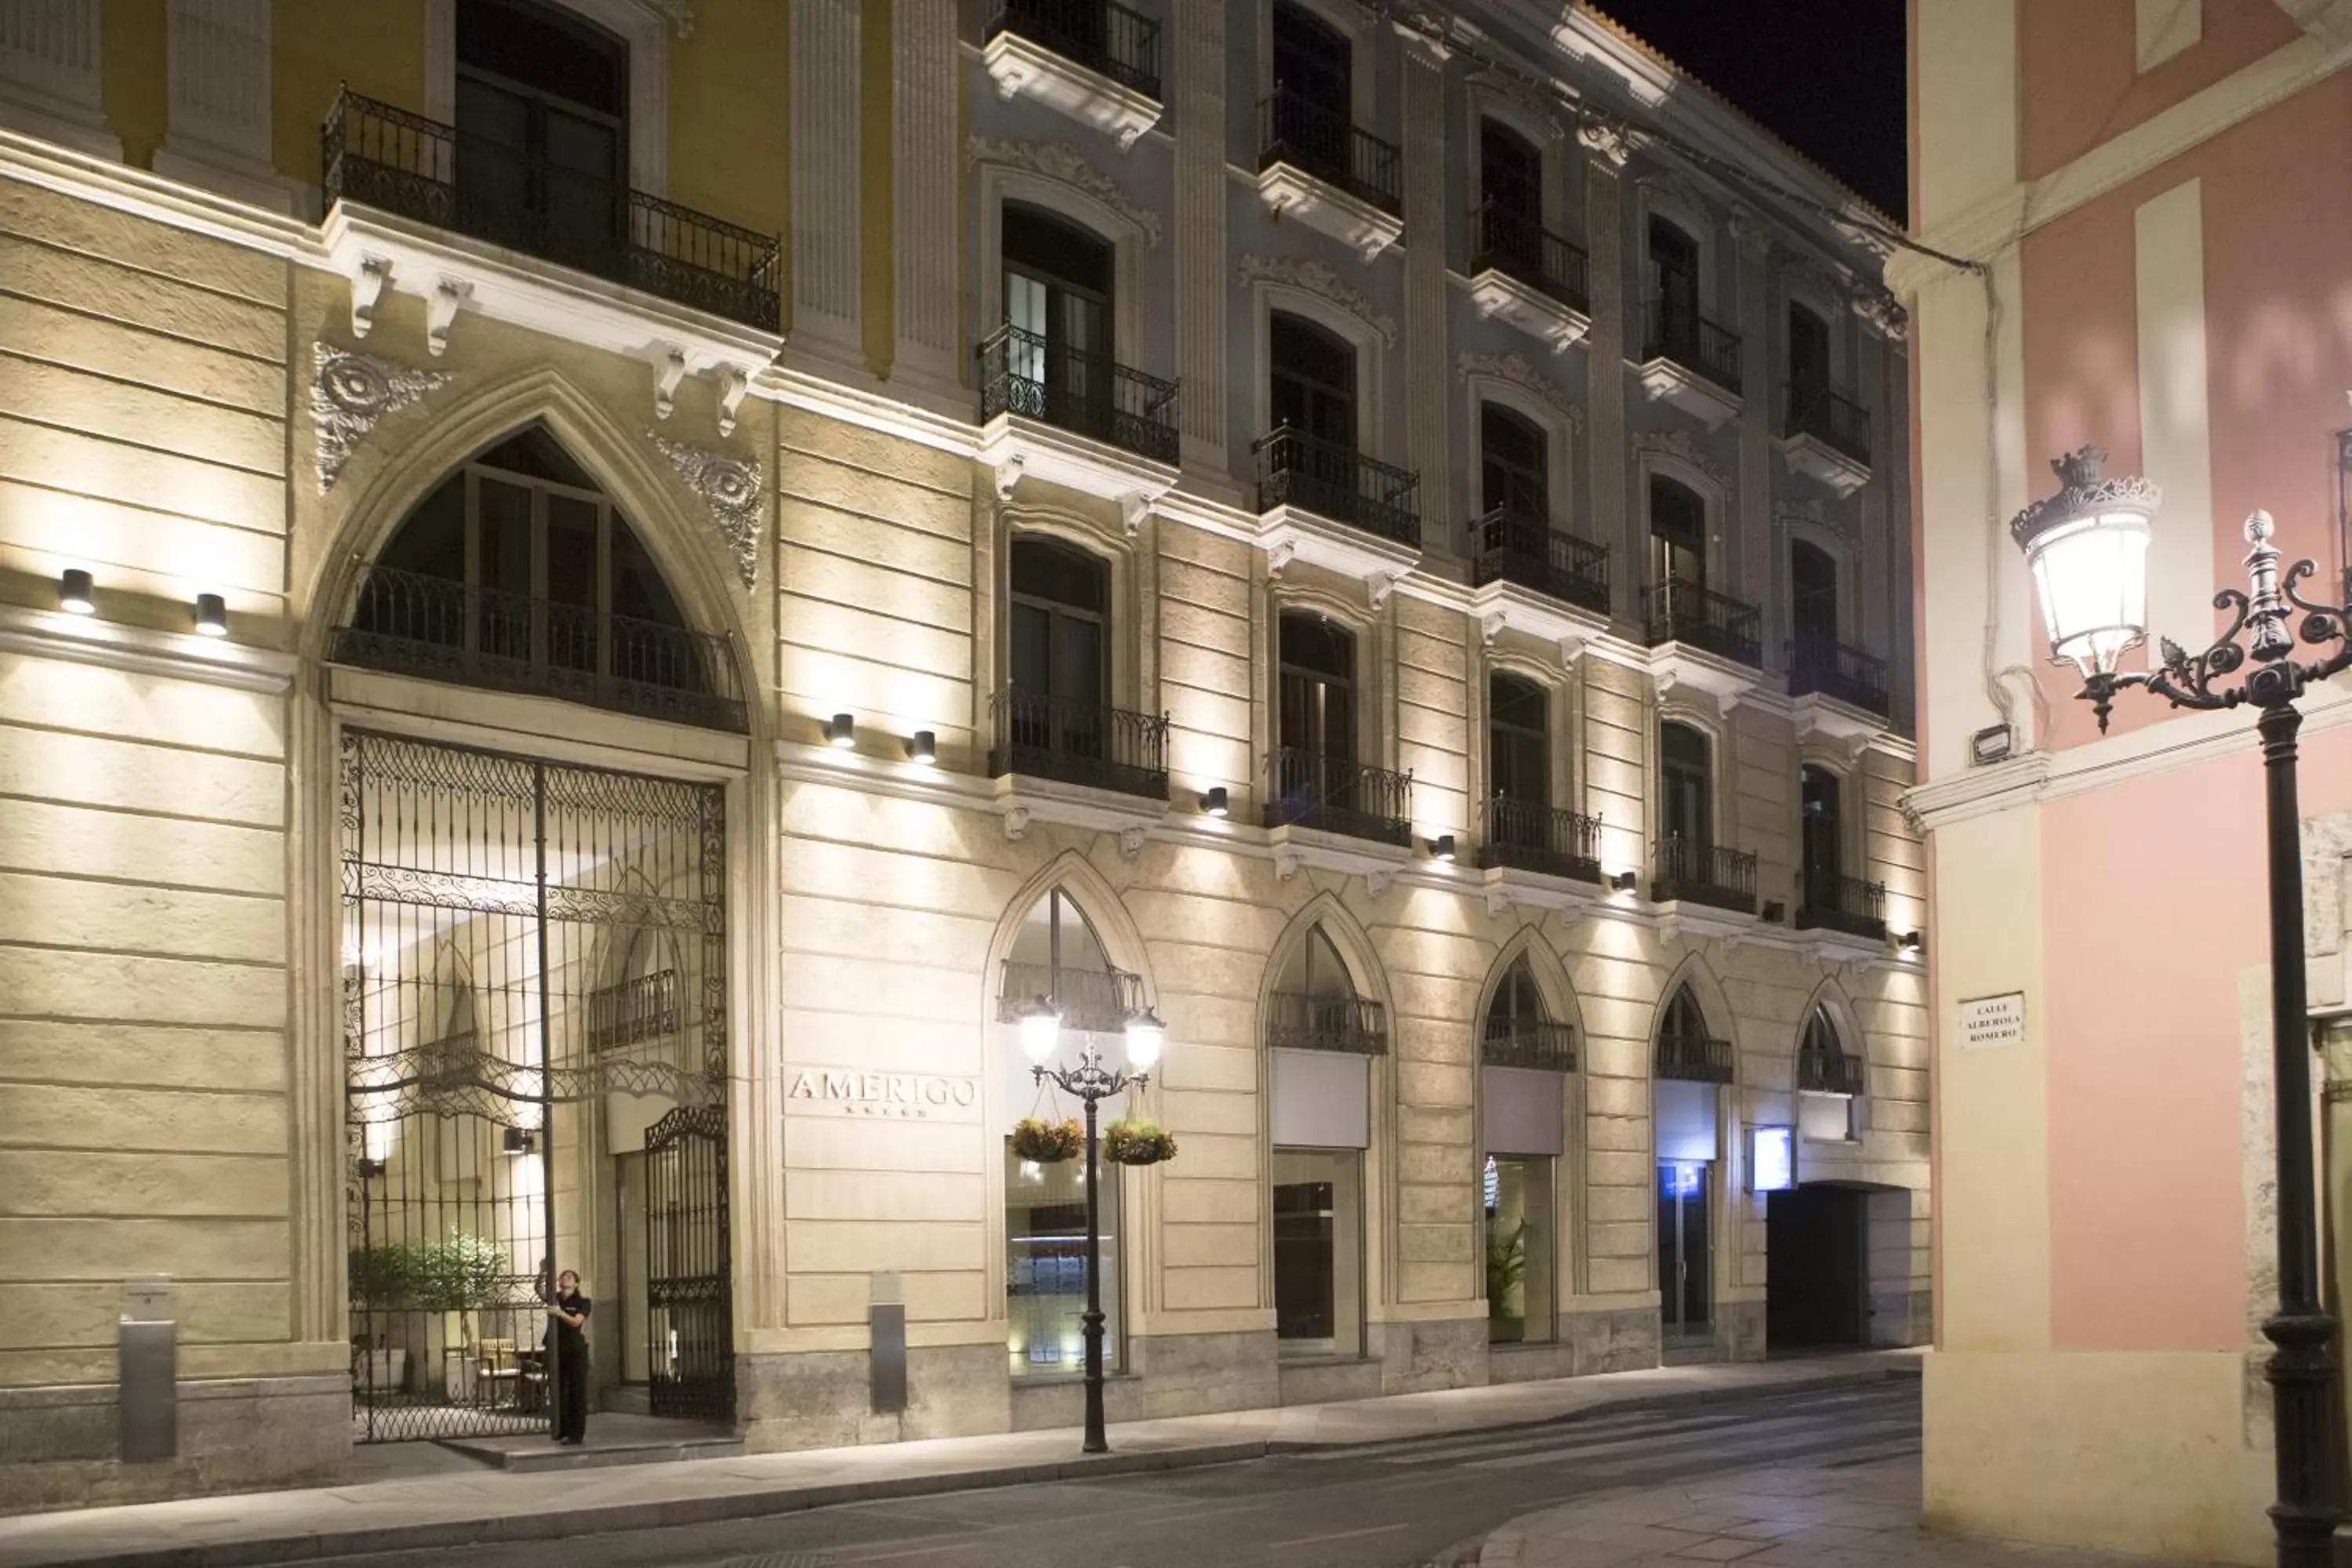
[426,277,470,357]
[966,136,1163,246]
[349,255,392,339]
[1635,428,1730,492]
[1364,868,1395,898]
[1639,168,1712,227]
[1469,68,1561,136]
[1237,254,1397,347]
[651,434,765,589]
[1274,848,1304,881]
[1577,113,1632,168]
[1004,805,1033,842]
[1118,826,1148,862]
[1457,352,1585,430]
[1775,495,1858,548]
[1853,288,1909,342]
[648,1,696,37]
[1368,571,1403,609]
[311,344,451,495]
[654,345,688,420]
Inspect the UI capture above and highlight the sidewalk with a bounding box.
[0,1350,1916,1568]
[1477,1450,2229,1568]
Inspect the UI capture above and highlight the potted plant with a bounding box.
[1010,1116,1083,1163]
[1102,1118,1178,1166]
[347,1243,416,1393]
[1486,1222,1528,1343]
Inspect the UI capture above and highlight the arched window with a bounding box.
[1488,672,1548,805]
[1791,538,1838,647]
[1000,202,1116,433]
[1480,402,1548,521]
[1800,764,1842,896]
[1000,887,1130,1033]
[1649,474,1707,588]
[456,0,630,268]
[340,426,740,730]
[1647,214,1700,352]
[1659,721,1711,854]
[1656,984,1730,1083]
[1269,920,1374,1360]
[1272,612,1393,839]
[1798,1005,1863,1097]
[1481,955,1572,1071]
[1000,535,1112,781]
[1476,117,1545,273]
[1269,310,1358,450]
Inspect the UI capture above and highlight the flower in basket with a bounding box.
[1009,1116,1084,1163]
[1102,1118,1178,1166]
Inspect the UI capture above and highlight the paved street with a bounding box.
[289,1381,1920,1568]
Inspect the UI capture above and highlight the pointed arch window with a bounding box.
[1797,1006,1865,1098]
[1655,985,1731,1083]
[336,426,744,731]
[997,887,1140,1036]
[1481,957,1574,1072]
[1266,927,1386,1054]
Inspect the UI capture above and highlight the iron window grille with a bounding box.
[986,0,1163,99]
[1789,635,1891,716]
[1253,426,1422,547]
[977,323,1180,465]
[1479,797,1605,884]
[1468,200,1590,314]
[1656,1029,1735,1083]
[1786,386,1872,466]
[1257,85,1403,214]
[1643,578,1764,668]
[1642,294,1743,395]
[1797,1044,1867,1097]
[1795,872,1888,942]
[1470,508,1610,615]
[1650,833,1759,915]
[1480,1016,1577,1073]
[1263,746,1413,846]
[1265,991,1389,1055]
[987,688,1171,800]
[586,969,682,1054]
[321,88,781,332]
[996,960,1145,1036]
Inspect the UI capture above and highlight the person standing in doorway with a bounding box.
[544,1269,592,1445]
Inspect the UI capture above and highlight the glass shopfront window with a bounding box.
[1485,1154,1555,1344]
[1005,1143,1120,1375]
[1272,1147,1363,1358]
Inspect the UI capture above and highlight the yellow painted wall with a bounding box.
[273,0,431,192]
[100,0,168,170]
[673,0,790,241]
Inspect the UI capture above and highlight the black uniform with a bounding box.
[548,1290,591,1443]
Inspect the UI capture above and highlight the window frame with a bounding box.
[425,0,670,197]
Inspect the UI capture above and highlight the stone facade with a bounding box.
[0,0,1926,1511]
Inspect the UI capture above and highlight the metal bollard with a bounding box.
[869,1270,906,1415]
[118,1276,176,1464]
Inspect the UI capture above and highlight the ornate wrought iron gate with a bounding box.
[342,730,731,1442]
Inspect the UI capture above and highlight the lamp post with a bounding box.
[2011,446,2346,1566]
[1014,994,1163,1454]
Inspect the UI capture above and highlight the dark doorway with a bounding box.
[1765,1185,1870,1349]
[1656,1160,1711,1342]
[455,0,630,272]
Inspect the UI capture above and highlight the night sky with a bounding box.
[1595,0,1909,221]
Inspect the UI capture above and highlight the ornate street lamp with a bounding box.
[1018,997,1160,1454]
[2013,446,2346,1566]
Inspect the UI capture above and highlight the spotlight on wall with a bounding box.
[501,1127,539,1156]
[1199,786,1229,818]
[354,1156,387,1180]
[1609,869,1639,895]
[1762,899,1786,924]
[1430,833,1457,863]
[194,593,229,638]
[58,568,94,616]
[907,729,936,765]
[1897,929,1925,954]
[824,713,855,750]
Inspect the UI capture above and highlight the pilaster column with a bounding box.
[790,0,862,359]
[1732,205,1776,670]
[1400,30,1451,561]
[1856,317,1892,659]
[1173,1,1227,470]
[891,0,960,388]
[1577,119,1632,624]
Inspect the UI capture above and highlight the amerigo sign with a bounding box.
[784,1067,980,1120]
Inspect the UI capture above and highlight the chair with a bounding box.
[476,1338,521,1410]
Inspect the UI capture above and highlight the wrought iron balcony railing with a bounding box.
[1657,1030,1735,1083]
[1468,201,1589,313]
[586,969,681,1054]
[987,0,1162,99]
[1482,1016,1577,1073]
[1644,578,1763,667]
[332,566,747,732]
[1789,634,1891,717]
[1258,85,1403,214]
[976,323,1179,465]
[1253,426,1421,547]
[1263,747,1413,846]
[1642,295,1743,395]
[996,960,1145,1035]
[1265,991,1388,1055]
[1650,834,1759,915]
[322,89,781,332]
[1786,385,1872,467]
[1797,1047,1867,1097]
[1470,508,1610,615]
[1479,797,1604,884]
[1796,871,1888,942]
[988,688,1171,800]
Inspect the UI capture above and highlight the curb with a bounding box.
[24,1362,1920,1568]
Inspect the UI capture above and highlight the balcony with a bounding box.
[331,566,747,732]
[1790,636,1889,717]
[1265,992,1389,1055]
[1645,579,1762,669]
[586,969,681,1054]
[983,0,1163,147]
[1796,872,1888,945]
[1479,797,1604,885]
[1254,426,1421,550]
[1482,1016,1577,1073]
[977,322,1181,496]
[1471,510,1609,617]
[1650,835,1759,916]
[1797,1045,1867,1097]
[1264,748,1412,848]
[1635,297,1744,429]
[1782,386,1872,495]
[1656,1029,1735,1084]
[997,960,1144,1035]
[1255,87,1404,259]
[988,688,1171,801]
[321,89,780,333]
[1467,201,1592,352]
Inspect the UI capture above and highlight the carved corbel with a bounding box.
[1267,540,1298,578]
[1365,869,1395,898]
[1274,848,1304,882]
[426,278,472,358]
[993,455,1025,503]
[1479,612,1507,648]
[654,347,688,421]
[1367,571,1403,609]
[717,365,750,436]
[1559,633,1588,666]
[1122,494,1152,538]
[1118,826,1148,862]
[1004,805,1033,842]
[1486,886,1515,918]
[350,256,392,339]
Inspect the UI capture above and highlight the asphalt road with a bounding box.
[298,1380,1921,1568]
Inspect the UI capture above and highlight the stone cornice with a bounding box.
[0,603,296,695]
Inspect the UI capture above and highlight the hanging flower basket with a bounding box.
[1010,1116,1084,1163]
[1102,1118,1178,1167]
